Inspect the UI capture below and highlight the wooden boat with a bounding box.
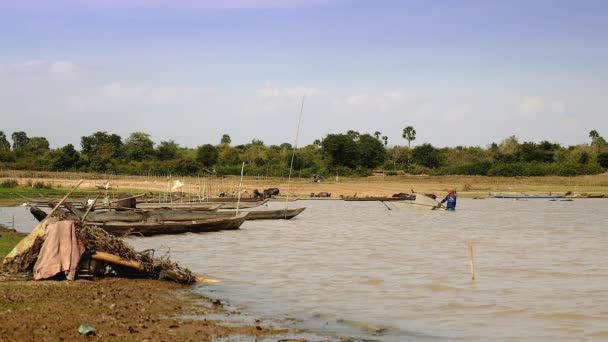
[342,195,415,201]
[135,203,222,210]
[29,205,249,237]
[217,199,269,209]
[220,207,306,220]
[494,195,563,199]
[136,199,268,210]
[89,213,248,237]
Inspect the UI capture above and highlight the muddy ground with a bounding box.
[0,276,295,341]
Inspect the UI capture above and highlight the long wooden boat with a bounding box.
[135,203,222,210]
[493,195,563,199]
[29,205,249,237]
[220,207,306,220]
[342,196,415,201]
[136,199,268,210]
[89,213,248,237]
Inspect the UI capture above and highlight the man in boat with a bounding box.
[439,190,457,210]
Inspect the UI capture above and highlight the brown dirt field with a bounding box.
[0,277,292,341]
[1,170,607,202]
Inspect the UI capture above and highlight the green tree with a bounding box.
[11,131,29,151]
[49,144,80,170]
[402,126,416,148]
[221,134,232,145]
[123,132,154,161]
[321,133,358,168]
[81,131,123,158]
[197,144,219,166]
[374,131,381,139]
[155,140,179,161]
[346,130,360,141]
[597,152,608,169]
[0,131,10,150]
[411,143,441,168]
[25,137,50,154]
[381,136,388,147]
[578,151,590,164]
[589,130,600,141]
[218,145,240,165]
[357,134,386,169]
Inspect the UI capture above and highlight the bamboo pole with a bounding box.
[80,195,100,223]
[467,241,475,281]
[285,95,306,211]
[235,162,245,216]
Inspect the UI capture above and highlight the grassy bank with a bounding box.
[0,170,607,203]
[0,227,26,259]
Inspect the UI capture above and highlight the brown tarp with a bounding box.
[33,220,84,281]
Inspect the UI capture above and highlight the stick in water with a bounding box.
[235,162,245,216]
[467,241,475,281]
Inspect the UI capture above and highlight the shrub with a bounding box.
[0,179,18,188]
[33,181,52,189]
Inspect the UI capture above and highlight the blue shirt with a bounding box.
[440,195,457,209]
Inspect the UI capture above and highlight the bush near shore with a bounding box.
[0,130,607,178]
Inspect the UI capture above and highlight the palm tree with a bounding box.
[374,131,381,139]
[381,136,388,147]
[402,126,416,148]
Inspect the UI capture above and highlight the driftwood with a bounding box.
[91,251,144,270]
[78,225,197,284]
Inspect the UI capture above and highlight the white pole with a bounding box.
[285,95,306,211]
[235,162,245,216]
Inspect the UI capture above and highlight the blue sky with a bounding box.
[1,0,607,148]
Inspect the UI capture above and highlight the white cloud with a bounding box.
[519,96,545,114]
[256,83,320,100]
[0,60,81,79]
[518,96,567,117]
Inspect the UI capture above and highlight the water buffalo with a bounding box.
[252,188,280,199]
[263,188,280,198]
[253,189,264,199]
[315,192,331,198]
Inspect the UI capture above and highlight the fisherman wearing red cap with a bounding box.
[439,190,457,210]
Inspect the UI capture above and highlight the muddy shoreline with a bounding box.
[0,276,296,341]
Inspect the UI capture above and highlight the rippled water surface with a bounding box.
[129,199,608,341]
[6,199,608,340]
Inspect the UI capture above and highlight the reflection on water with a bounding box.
[5,199,608,340]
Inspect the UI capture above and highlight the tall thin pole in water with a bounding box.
[285,95,306,211]
[467,241,476,281]
[235,162,245,216]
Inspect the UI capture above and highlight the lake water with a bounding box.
[5,199,608,341]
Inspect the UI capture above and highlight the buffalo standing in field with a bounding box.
[311,192,331,198]
[253,188,280,199]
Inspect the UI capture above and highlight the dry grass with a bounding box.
[1,170,607,199]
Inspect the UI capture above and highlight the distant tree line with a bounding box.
[0,128,607,177]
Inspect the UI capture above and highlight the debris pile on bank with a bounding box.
[2,217,196,284]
